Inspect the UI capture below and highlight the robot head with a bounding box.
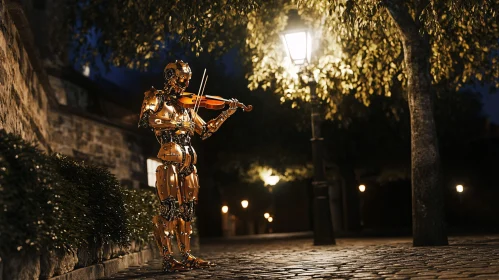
[164,60,192,94]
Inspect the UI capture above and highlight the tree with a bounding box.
[243,0,498,246]
[64,0,258,69]
[61,0,498,246]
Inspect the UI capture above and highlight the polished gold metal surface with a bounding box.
[182,167,199,202]
[139,87,160,122]
[156,164,180,202]
[139,60,243,272]
[157,142,184,163]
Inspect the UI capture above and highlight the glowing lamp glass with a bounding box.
[264,213,270,219]
[281,31,311,66]
[456,185,464,193]
[221,205,229,213]
[241,200,249,209]
[268,217,273,223]
[359,184,366,193]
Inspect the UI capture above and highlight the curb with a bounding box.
[49,249,157,280]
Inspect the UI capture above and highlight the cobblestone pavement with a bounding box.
[101,235,499,279]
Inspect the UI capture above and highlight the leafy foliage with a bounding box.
[64,0,498,120]
[0,130,157,255]
[0,130,59,253]
[122,188,159,244]
[244,0,499,118]
[53,154,129,248]
[67,0,259,69]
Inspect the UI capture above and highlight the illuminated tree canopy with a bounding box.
[244,0,499,118]
[66,0,498,119]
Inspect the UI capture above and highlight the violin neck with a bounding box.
[205,95,230,102]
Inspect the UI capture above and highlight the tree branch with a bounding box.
[415,0,430,21]
[381,0,422,42]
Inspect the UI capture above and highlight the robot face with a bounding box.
[164,60,192,93]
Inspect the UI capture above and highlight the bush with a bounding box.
[0,129,157,257]
[52,154,129,248]
[0,130,61,254]
[123,188,159,244]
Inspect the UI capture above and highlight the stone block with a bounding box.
[53,249,77,276]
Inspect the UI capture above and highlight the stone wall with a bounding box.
[49,110,148,189]
[0,0,50,150]
[0,0,149,189]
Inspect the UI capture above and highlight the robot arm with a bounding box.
[138,87,161,129]
[191,99,238,140]
[139,87,192,132]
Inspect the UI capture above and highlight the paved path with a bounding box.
[101,235,499,279]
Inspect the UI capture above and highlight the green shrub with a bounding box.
[123,188,159,244]
[53,154,129,248]
[0,130,59,254]
[0,129,156,256]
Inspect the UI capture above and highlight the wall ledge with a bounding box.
[49,249,158,280]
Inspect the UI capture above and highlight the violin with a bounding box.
[178,93,253,112]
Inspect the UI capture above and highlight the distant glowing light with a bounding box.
[264,213,270,219]
[456,185,464,193]
[241,200,249,209]
[260,168,281,186]
[268,217,273,223]
[221,206,229,213]
[359,184,366,193]
[82,65,90,77]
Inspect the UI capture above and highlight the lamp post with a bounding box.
[281,10,335,245]
[456,184,464,205]
[358,184,366,227]
[262,171,280,233]
[221,205,230,237]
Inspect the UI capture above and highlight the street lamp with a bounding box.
[263,174,280,187]
[359,184,366,193]
[264,212,270,219]
[241,200,249,209]
[281,9,335,246]
[268,217,273,223]
[221,205,229,213]
[456,184,464,193]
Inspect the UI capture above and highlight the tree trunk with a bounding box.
[385,2,448,246]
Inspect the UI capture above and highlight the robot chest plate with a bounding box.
[157,103,191,122]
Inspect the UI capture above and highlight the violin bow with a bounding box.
[194,69,207,113]
[195,74,208,115]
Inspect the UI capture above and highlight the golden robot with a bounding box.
[138,60,251,272]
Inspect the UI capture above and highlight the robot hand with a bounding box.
[227,98,238,115]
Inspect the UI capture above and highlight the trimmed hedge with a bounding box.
[0,129,158,256]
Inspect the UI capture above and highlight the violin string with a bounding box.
[196,75,208,115]
[194,69,206,113]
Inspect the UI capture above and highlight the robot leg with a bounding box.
[176,166,214,268]
[153,164,187,272]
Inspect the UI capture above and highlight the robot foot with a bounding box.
[162,255,189,272]
[182,253,216,269]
